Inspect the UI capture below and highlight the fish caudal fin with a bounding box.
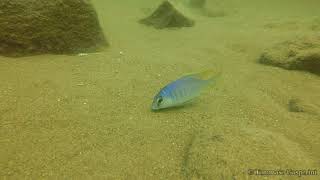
[190,68,222,92]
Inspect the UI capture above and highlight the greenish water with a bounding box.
[1,0,320,179]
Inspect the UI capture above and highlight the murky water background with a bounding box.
[1,0,319,179]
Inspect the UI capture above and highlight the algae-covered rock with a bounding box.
[0,0,107,57]
[182,128,314,179]
[259,36,320,75]
[139,0,194,29]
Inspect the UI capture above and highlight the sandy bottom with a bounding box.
[1,0,319,179]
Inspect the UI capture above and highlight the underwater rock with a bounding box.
[288,98,320,115]
[0,0,107,57]
[139,0,194,29]
[288,98,304,112]
[182,128,314,179]
[259,36,320,76]
[183,0,228,18]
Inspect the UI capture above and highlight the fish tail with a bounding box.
[193,68,222,91]
[207,70,221,85]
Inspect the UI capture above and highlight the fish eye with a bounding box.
[157,96,163,106]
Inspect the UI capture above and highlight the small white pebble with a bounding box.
[77,53,88,57]
[119,51,123,55]
[57,98,61,102]
[83,102,87,105]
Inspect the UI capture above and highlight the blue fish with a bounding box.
[151,70,220,110]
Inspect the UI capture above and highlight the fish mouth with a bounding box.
[151,102,162,111]
[151,105,160,111]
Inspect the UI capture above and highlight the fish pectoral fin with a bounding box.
[180,98,199,106]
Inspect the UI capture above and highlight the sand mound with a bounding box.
[182,128,314,179]
[139,0,194,29]
[0,0,107,57]
[259,36,320,75]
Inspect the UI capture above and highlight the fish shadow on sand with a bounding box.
[151,101,198,112]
